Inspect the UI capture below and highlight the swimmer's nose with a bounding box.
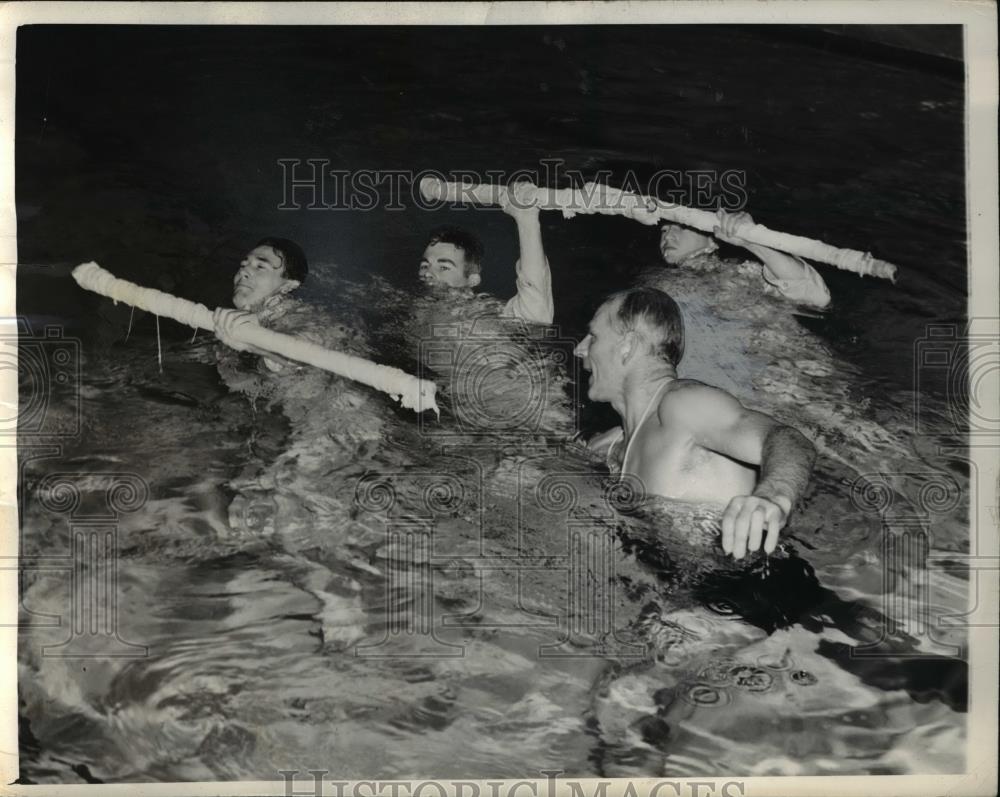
[574,336,590,359]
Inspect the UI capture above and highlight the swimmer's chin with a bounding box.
[584,379,608,403]
[660,249,683,265]
[232,290,265,311]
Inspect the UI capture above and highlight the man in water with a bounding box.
[213,237,356,371]
[659,209,831,309]
[210,237,378,539]
[643,208,832,402]
[575,286,817,560]
[418,181,553,324]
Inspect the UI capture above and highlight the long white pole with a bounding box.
[420,177,897,281]
[72,262,439,415]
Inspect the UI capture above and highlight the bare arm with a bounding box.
[717,422,816,559]
[753,424,816,512]
[666,383,816,558]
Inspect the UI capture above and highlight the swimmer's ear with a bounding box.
[280,280,301,294]
[466,273,481,288]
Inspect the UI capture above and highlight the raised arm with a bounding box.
[714,209,831,308]
[500,181,554,324]
[669,383,817,559]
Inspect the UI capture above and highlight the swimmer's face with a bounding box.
[419,242,481,290]
[575,300,625,402]
[659,224,711,265]
[233,245,290,310]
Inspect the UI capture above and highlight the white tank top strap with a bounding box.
[605,428,626,474]
[620,381,671,479]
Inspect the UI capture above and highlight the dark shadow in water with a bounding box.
[691,551,968,712]
[611,503,967,716]
[817,639,966,713]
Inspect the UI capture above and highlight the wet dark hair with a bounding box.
[425,226,484,277]
[607,286,685,366]
[255,237,308,284]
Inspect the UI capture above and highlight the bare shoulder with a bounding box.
[658,379,743,424]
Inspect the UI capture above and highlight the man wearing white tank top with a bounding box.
[575,287,817,560]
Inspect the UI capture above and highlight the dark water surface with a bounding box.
[16,25,969,782]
